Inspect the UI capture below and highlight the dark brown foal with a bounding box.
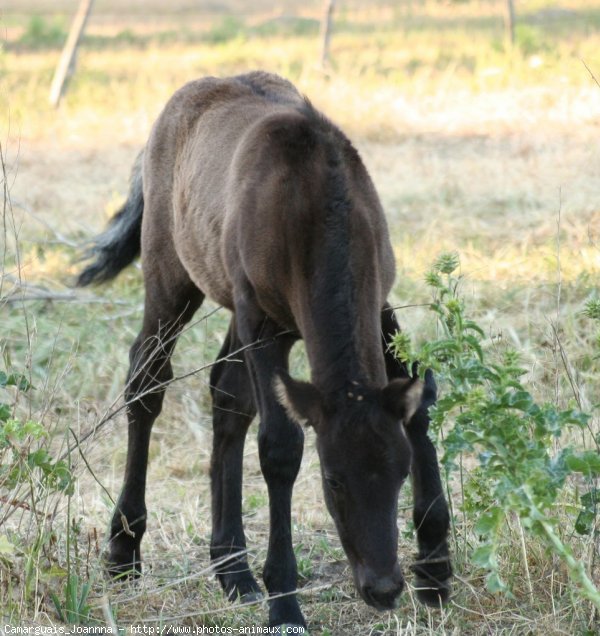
[78,71,451,631]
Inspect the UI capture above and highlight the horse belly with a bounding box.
[173,207,234,310]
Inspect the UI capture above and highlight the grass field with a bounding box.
[2,1,600,634]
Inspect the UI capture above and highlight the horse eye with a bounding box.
[326,476,343,492]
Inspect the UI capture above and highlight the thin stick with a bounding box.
[549,322,582,411]
[12,197,80,248]
[554,188,562,405]
[581,59,600,90]
[68,427,116,506]
[389,302,432,311]
[0,495,52,519]
[517,514,534,605]
[57,328,293,462]
[1,291,129,305]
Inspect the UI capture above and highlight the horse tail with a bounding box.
[76,150,144,287]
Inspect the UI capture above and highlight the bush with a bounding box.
[0,369,76,620]
[18,15,67,50]
[392,253,600,606]
[204,16,246,45]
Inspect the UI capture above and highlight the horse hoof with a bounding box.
[107,564,141,581]
[240,591,264,604]
[414,576,451,607]
[105,554,141,581]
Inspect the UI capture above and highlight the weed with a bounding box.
[294,542,314,581]
[0,372,74,514]
[515,23,554,57]
[50,573,93,625]
[18,15,66,50]
[0,365,79,622]
[393,252,600,607]
[243,492,267,515]
[204,16,246,45]
[252,17,319,39]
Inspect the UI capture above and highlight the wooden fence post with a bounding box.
[319,0,336,69]
[504,0,516,46]
[49,0,95,107]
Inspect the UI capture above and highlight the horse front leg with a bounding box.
[381,303,452,605]
[209,318,262,602]
[236,300,305,630]
[404,390,452,605]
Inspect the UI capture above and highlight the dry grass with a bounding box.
[2,1,600,634]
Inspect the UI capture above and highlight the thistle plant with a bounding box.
[392,253,600,607]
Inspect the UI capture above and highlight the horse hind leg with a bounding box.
[209,318,262,602]
[107,270,204,578]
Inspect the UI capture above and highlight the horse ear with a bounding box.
[421,368,437,410]
[381,378,424,424]
[273,370,323,428]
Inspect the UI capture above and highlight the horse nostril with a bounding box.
[362,585,378,607]
[361,577,404,610]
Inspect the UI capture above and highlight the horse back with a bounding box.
[142,72,394,332]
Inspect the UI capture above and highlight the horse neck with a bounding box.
[291,123,388,393]
[302,305,387,394]
[296,204,387,393]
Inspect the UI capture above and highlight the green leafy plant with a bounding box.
[18,15,67,50]
[392,253,600,607]
[204,16,246,45]
[1,367,80,617]
[50,572,93,625]
[514,24,554,57]
[575,487,599,536]
[50,497,94,625]
[574,298,600,537]
[294,542,314,581]
[0,371,74,500]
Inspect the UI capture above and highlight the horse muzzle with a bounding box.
[355,561,405,610]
